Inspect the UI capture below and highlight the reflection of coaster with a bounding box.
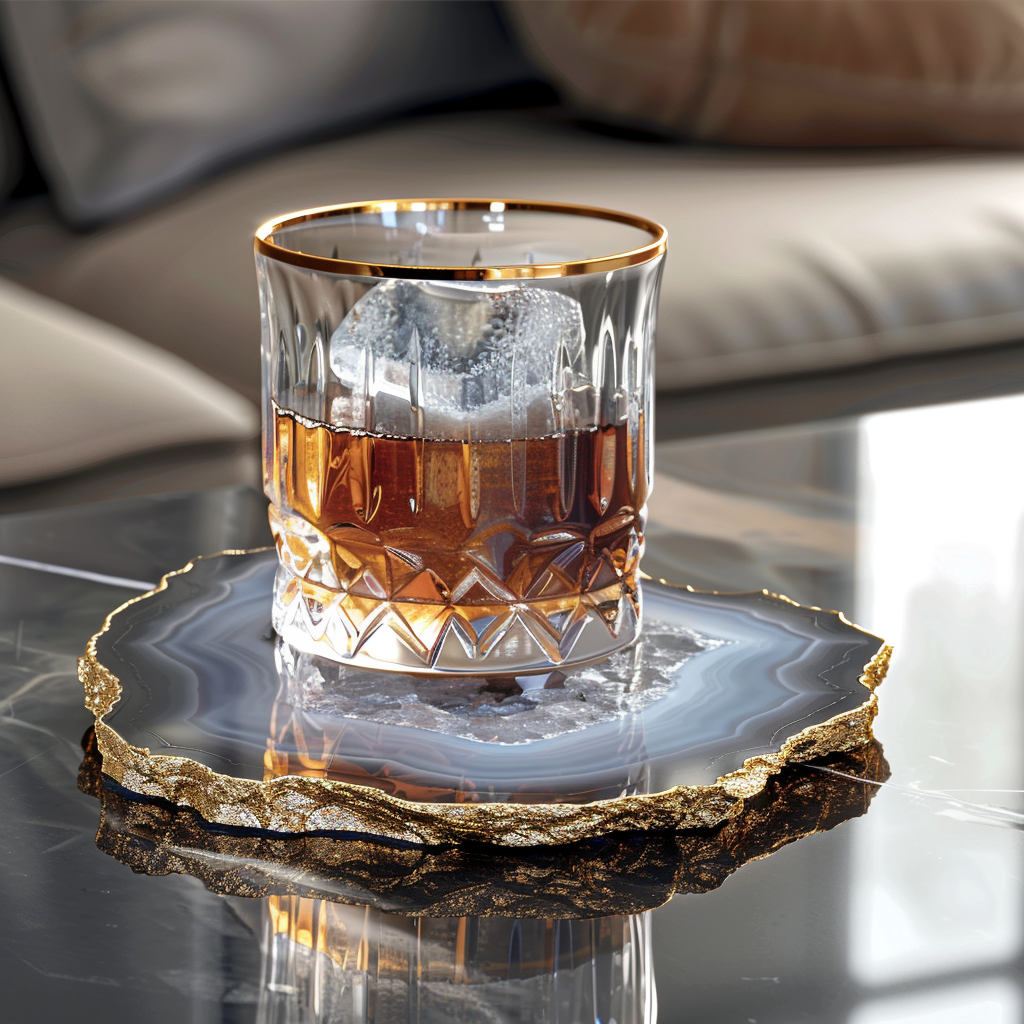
[79,550,890,845]
[78,727,889,919]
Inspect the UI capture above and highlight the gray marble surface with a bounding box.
[1,393,1023,1021]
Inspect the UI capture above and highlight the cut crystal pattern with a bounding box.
[271,525,642,674]
[267,412,647,673]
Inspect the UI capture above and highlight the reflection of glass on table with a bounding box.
[258,897,653,1024]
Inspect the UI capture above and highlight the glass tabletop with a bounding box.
[1,392,1021,1022]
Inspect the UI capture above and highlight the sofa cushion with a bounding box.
[7,111,1024,399]
[508,1,1024,147]
[0,1,534,224]
[0,276,257,486]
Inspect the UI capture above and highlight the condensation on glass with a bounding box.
[256,200,665,674]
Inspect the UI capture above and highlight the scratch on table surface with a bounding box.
[42,833,86,856]
[809,763,1024,831]
[0,715,81,759]
[0,745,57,783]
[0,553,154,591]
[16,955,121,987]
[936,787,1024,794]
[0,671,76,713]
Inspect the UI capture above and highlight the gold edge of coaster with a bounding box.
[79,729,888,919]
[79,550,890,847]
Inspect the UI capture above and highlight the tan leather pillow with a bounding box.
[508,0,1024,146]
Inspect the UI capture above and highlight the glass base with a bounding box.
[271,563,641,674]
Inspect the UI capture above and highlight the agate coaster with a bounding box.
[79,549,889,846]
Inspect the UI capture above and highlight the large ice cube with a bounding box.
[329,280,586,439]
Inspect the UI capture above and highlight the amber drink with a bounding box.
[257,200,666,673]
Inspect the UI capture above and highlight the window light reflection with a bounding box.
[848,978,1021,1024]
[851,395,1024,987]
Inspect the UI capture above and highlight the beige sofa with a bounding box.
[7,105,1024,506]
[9,108,1024,402]
[5,0,1024,507]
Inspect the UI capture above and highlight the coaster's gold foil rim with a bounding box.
[254,198,667,280]
[79,730,890,919]
[79,550,891,847]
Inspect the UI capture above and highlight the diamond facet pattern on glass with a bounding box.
[271,503,643,673]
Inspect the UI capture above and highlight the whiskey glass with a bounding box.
[256,200,665,674]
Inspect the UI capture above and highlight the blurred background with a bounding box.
[4,7,1024,1024]
[6,0,1024,511]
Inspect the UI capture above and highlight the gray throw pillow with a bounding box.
[0,275,256,486]
[0,0,535,224]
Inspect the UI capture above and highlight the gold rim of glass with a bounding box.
[254,198,667,280]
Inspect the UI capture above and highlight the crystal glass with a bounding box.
[256,200,666,674]
[258,897,655,1024]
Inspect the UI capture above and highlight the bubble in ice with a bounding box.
[329,280,586,439]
